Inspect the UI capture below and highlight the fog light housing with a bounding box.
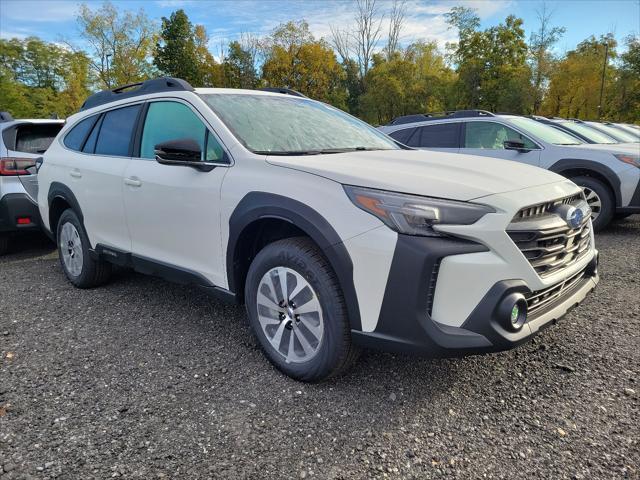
[498,293,528,332]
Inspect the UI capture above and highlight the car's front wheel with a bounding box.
[571,176,614,232]
[245,237,359,382]
[56,209,111,288]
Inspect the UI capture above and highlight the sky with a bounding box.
[0,0,639,57]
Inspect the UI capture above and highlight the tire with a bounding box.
[245,237,360,382]
[570,176,614,232]
[0,234,8,256]
[56,209,111,288]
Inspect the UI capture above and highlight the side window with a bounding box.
[464,122,537,150]
[388,128,416,144]
[140,101,225,162]
[412,123,460,148]
[63,115,98,151]
[94,105,141,157]
[82,115,103,154]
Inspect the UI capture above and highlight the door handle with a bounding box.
[70,169,82,178]
[124,177,142,187]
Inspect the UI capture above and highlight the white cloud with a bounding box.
[0,0,79,22]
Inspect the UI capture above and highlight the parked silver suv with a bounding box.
[380,111,640,230]
[0,112,64,254]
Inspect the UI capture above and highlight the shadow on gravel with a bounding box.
[0,232,55,261]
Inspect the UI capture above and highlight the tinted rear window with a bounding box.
[388,128,416,144]
[410,123,460,148]
[64,116,98,151]
[94,105,141,156]
[13,123,63,154]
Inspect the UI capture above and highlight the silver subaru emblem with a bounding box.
[553,200,590,229]
[565,206,583,229]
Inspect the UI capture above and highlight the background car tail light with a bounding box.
[0,157,35,176]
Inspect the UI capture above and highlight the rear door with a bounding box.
[461,121,541,166]
[61,104,140,250]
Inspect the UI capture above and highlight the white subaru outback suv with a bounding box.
[37,78,599,381]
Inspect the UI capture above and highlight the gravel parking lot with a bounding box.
[1,217,639,480]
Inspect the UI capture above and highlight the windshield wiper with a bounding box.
[254,147,390,156]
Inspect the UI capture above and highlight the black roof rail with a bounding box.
[387,109,495,126]
[0,111,14,123]
[387,114,435,125]
[80,77,195,111]
[257,87,307,98]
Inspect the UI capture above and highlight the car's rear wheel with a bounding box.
[571,176,614,232]
[245,237,359,382]
[0,234,9,256]
[56,209,111,288]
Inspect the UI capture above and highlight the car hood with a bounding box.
[570,143,640,155]
[266,149,565,201]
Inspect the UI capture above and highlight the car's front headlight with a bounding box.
[344,185,495,237]
[614,153,640,168]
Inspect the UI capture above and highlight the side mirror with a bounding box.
[154,138,215,172]
[503,140,530,152]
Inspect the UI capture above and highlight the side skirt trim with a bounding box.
[93,243,236,303]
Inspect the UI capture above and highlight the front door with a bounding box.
[122,100,230,287]
[461,121,541,167]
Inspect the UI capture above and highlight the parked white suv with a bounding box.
[37,78,599,381]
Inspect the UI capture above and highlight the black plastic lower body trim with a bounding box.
[93,243,236,303]
[0,193,42,233]
[352,234,599,357]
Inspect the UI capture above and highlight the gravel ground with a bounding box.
[1,217,639,480]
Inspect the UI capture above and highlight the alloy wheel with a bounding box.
[60,222,83,277]
[256,267,324,364]
[581,186,601,222]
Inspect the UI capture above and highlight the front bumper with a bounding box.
[351,234,599,356]
[0,193,42,233]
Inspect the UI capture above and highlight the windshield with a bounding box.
[506,117,582,145]
[586,122,639,143]
[201,93,399,154]
[559,121,618,144]
[610,124,640,139]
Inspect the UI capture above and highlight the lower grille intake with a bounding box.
[526,267,589,317]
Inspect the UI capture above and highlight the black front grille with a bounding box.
[526,267,589,317]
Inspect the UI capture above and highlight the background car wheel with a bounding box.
[245,237,360,382]
[0,234,9,256]
[571,176,614,232]
[56,209,111,288]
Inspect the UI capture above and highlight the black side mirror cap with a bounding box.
[154,138,215,172]
[503,140,530,152]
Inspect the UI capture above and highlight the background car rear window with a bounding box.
[388,128,417,144]
[94,105,141,157]
[63,115,98,151]
[410,123,460,148]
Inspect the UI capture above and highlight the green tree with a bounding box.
[261,21,345,106]
[0,37,92,117]
[607,35,640,122]
[542,35,617,119]
[529,4,565,113]
[447,10,532,113]
[154,9,199,83]
[223,41,258,89]
[77,1,157,88]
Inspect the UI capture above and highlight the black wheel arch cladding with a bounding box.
[549,159,622,207]
[47,182,85,232]
[227,191,362,331]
